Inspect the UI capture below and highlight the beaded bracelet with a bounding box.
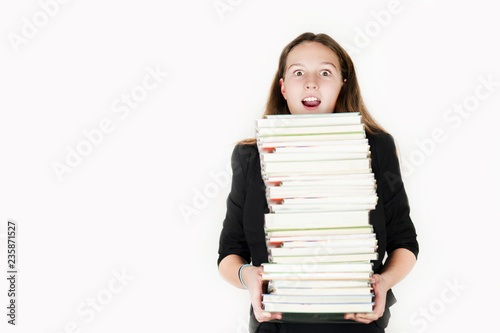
[238,264,252,289]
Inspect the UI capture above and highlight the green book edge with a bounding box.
[265,227,373,232]
[268,312,358,324]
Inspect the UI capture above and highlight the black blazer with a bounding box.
[218,131,419,331]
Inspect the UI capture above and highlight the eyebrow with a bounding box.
[288,62,337,71]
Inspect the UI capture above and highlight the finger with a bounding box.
[359,312,381,322]
[355,318,373,324]
[345,312,378,324]
[259,309,282,319]
[254,308,271,323]
[255,309,282,322]
[370,274,381,284]
[269,312,282,321]
[357,313,376,320]
[345,313,369,323]
[352,313,375,324]
[344,313,355,320]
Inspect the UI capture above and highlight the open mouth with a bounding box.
[302,96,321,108]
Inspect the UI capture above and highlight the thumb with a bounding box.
[371,274,381,284]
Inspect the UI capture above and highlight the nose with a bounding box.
[305,78,318,90]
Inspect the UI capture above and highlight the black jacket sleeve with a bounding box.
[217,145,251,266]
[376,133,419,259]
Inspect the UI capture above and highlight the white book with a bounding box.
[265,210,369,228]
[263,294,373,304]
[268,279,371,289]
[268,287,373,296]
[282,195,378,205]
[267,185,375,200]
[261,262,373,273]
[264,112,361,119]
[266,227,374,238]
[277,178,376,188]
[269,203,377,213]
[262,272,372,280]
[268,233,376,245]
[259,138,368,150]
[279,238,378,249]
[258,132,366,143]
[257,113,361,128]
[262,152,369,163]
[257,137,365,150]
[270,253,378,264]
[257,124,365,136]
[264,169,372,178]
[273,142,369,154]
[270,246,377,257]
[262,159,370,174]
[262,302,373,313]
[266,173,374,185]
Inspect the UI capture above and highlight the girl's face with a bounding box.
[279,42,344,114]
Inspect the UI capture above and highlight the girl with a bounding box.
[217,32,418,333]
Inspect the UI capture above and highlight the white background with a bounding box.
[1,0,499,332]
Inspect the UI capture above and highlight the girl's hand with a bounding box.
[242,265,282,323]
[344,274,388,324]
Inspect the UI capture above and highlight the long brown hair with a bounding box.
[239,32,385,145]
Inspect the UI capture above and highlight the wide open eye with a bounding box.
[293,70,305,77]
[320,70,332,76]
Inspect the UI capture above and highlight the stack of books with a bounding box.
[255,112,378,320]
